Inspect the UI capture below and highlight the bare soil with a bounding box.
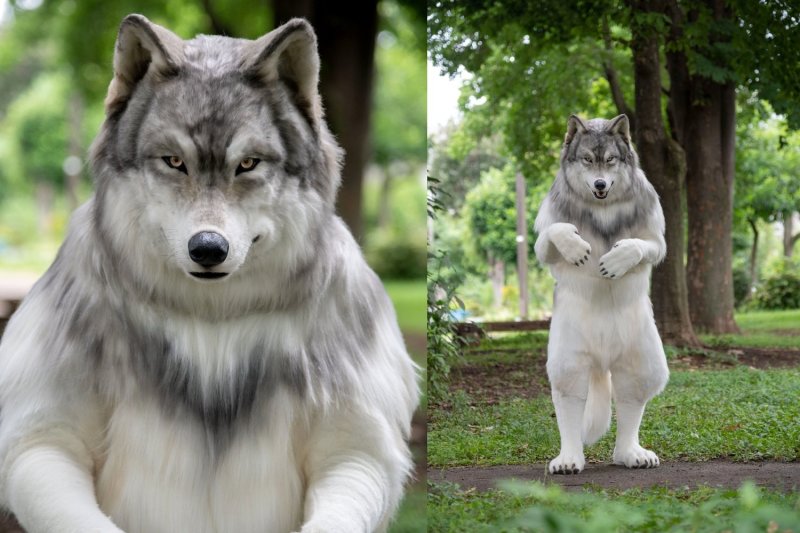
[428,460,800,492]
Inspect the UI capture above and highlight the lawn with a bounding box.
[384,279,426,335]
[428,308,800,532]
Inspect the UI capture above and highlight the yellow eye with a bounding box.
[162,156,187,173]
[236,157,261,175]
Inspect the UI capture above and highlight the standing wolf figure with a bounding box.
[0,15,418,533]
[534,114,668,475]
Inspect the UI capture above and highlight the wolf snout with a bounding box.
[594,179,606,191]
[188,231,229,267]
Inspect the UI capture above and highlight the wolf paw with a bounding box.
[613,445,660,469]
[548,452,585,474]
[599,240,643,279]
[550,224,591,266]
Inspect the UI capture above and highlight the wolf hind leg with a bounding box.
[611,334,668,469]
[547,354,592,474]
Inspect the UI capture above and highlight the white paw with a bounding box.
[613,445,660,469]
[599,240,643,279]
[548,452,585,474]
[551,224,591,266]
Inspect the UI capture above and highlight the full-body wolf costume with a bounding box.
[0,15,418,532]
[534,114,668,475]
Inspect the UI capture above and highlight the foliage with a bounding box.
[372,1,426,166]
[1,71,71,192]
[428,124,507,210]
[461,165,537,267]
[754,261,800,311]
[428,481,800,533]
[427,176,464,402]
[365,228,426,279]
[734,97,800,226]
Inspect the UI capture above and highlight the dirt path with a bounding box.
[428,460,800,492]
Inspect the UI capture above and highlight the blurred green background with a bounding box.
[0,0,426,530]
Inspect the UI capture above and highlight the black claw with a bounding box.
[574,262,579,266]
[599,262,604,266]
[586,249,590,255]
[613,244,619,248]
[579,260,584,265]
[584,255,588,260]
[610,274,615,278]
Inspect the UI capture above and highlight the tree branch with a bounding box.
[601,15,636,132]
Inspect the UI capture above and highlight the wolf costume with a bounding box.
[0,15,418,533]
[534,114,668,474]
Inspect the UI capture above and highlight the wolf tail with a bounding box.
[582,370,612,445]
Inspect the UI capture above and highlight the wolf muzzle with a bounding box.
[188,231,229,267]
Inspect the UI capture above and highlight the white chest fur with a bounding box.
[96,313,312,533]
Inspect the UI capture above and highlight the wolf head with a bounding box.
[559,114,639,203]
[90,15,341,284]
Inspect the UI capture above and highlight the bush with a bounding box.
[426,251,463,403]
[754,262,800,310]
[365,228,426,279]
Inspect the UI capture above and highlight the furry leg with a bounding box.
[7,446,123,533]
[612,401,659,468]
[549,389,587,474]
[299,409,409,533]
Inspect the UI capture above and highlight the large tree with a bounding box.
[429,0,800,339]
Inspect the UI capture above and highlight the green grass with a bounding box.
[384,279,426,335]
[736,309,800,331]
[428,368,800,467]
[389,486,426,533]
[698,308,800,349]
[428,481,800,533]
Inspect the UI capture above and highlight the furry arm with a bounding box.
[7,446,122,533]
[299,407,409,533]
[534,222,592,266]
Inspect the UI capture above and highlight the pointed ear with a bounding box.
[105,14,184,114]
[565,114,588,145]
[243,18,322,126]
[607,114,631,144]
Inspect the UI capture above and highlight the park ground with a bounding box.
[427,309,800,532]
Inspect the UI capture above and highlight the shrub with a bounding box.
[754,262,800,310]
[364,228,426,279]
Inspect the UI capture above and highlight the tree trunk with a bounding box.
[783,212,798,258]
[684,77,739,333]
[629,0,700,347]
[666,0,739,334]
[748,218,759,297]
[489,255,505,309]
[273,0,378,242]
[515,172,528,319]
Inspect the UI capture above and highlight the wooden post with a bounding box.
[515,171,529,319]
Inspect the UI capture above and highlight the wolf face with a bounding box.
[91,16,340,282]
[560,114,637,203]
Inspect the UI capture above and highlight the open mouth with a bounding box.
[190,272,229,280]
[593,190,608,199]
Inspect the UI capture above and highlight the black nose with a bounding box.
[188,232,229,267]
[594,179,607,191]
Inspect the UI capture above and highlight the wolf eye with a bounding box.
[606,155,617,164]
[162,156,187,174]
[582,155,593,164]
[236,158,261,175]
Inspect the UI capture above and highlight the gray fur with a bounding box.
[548,115,657,248]
[9,16,385,455]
